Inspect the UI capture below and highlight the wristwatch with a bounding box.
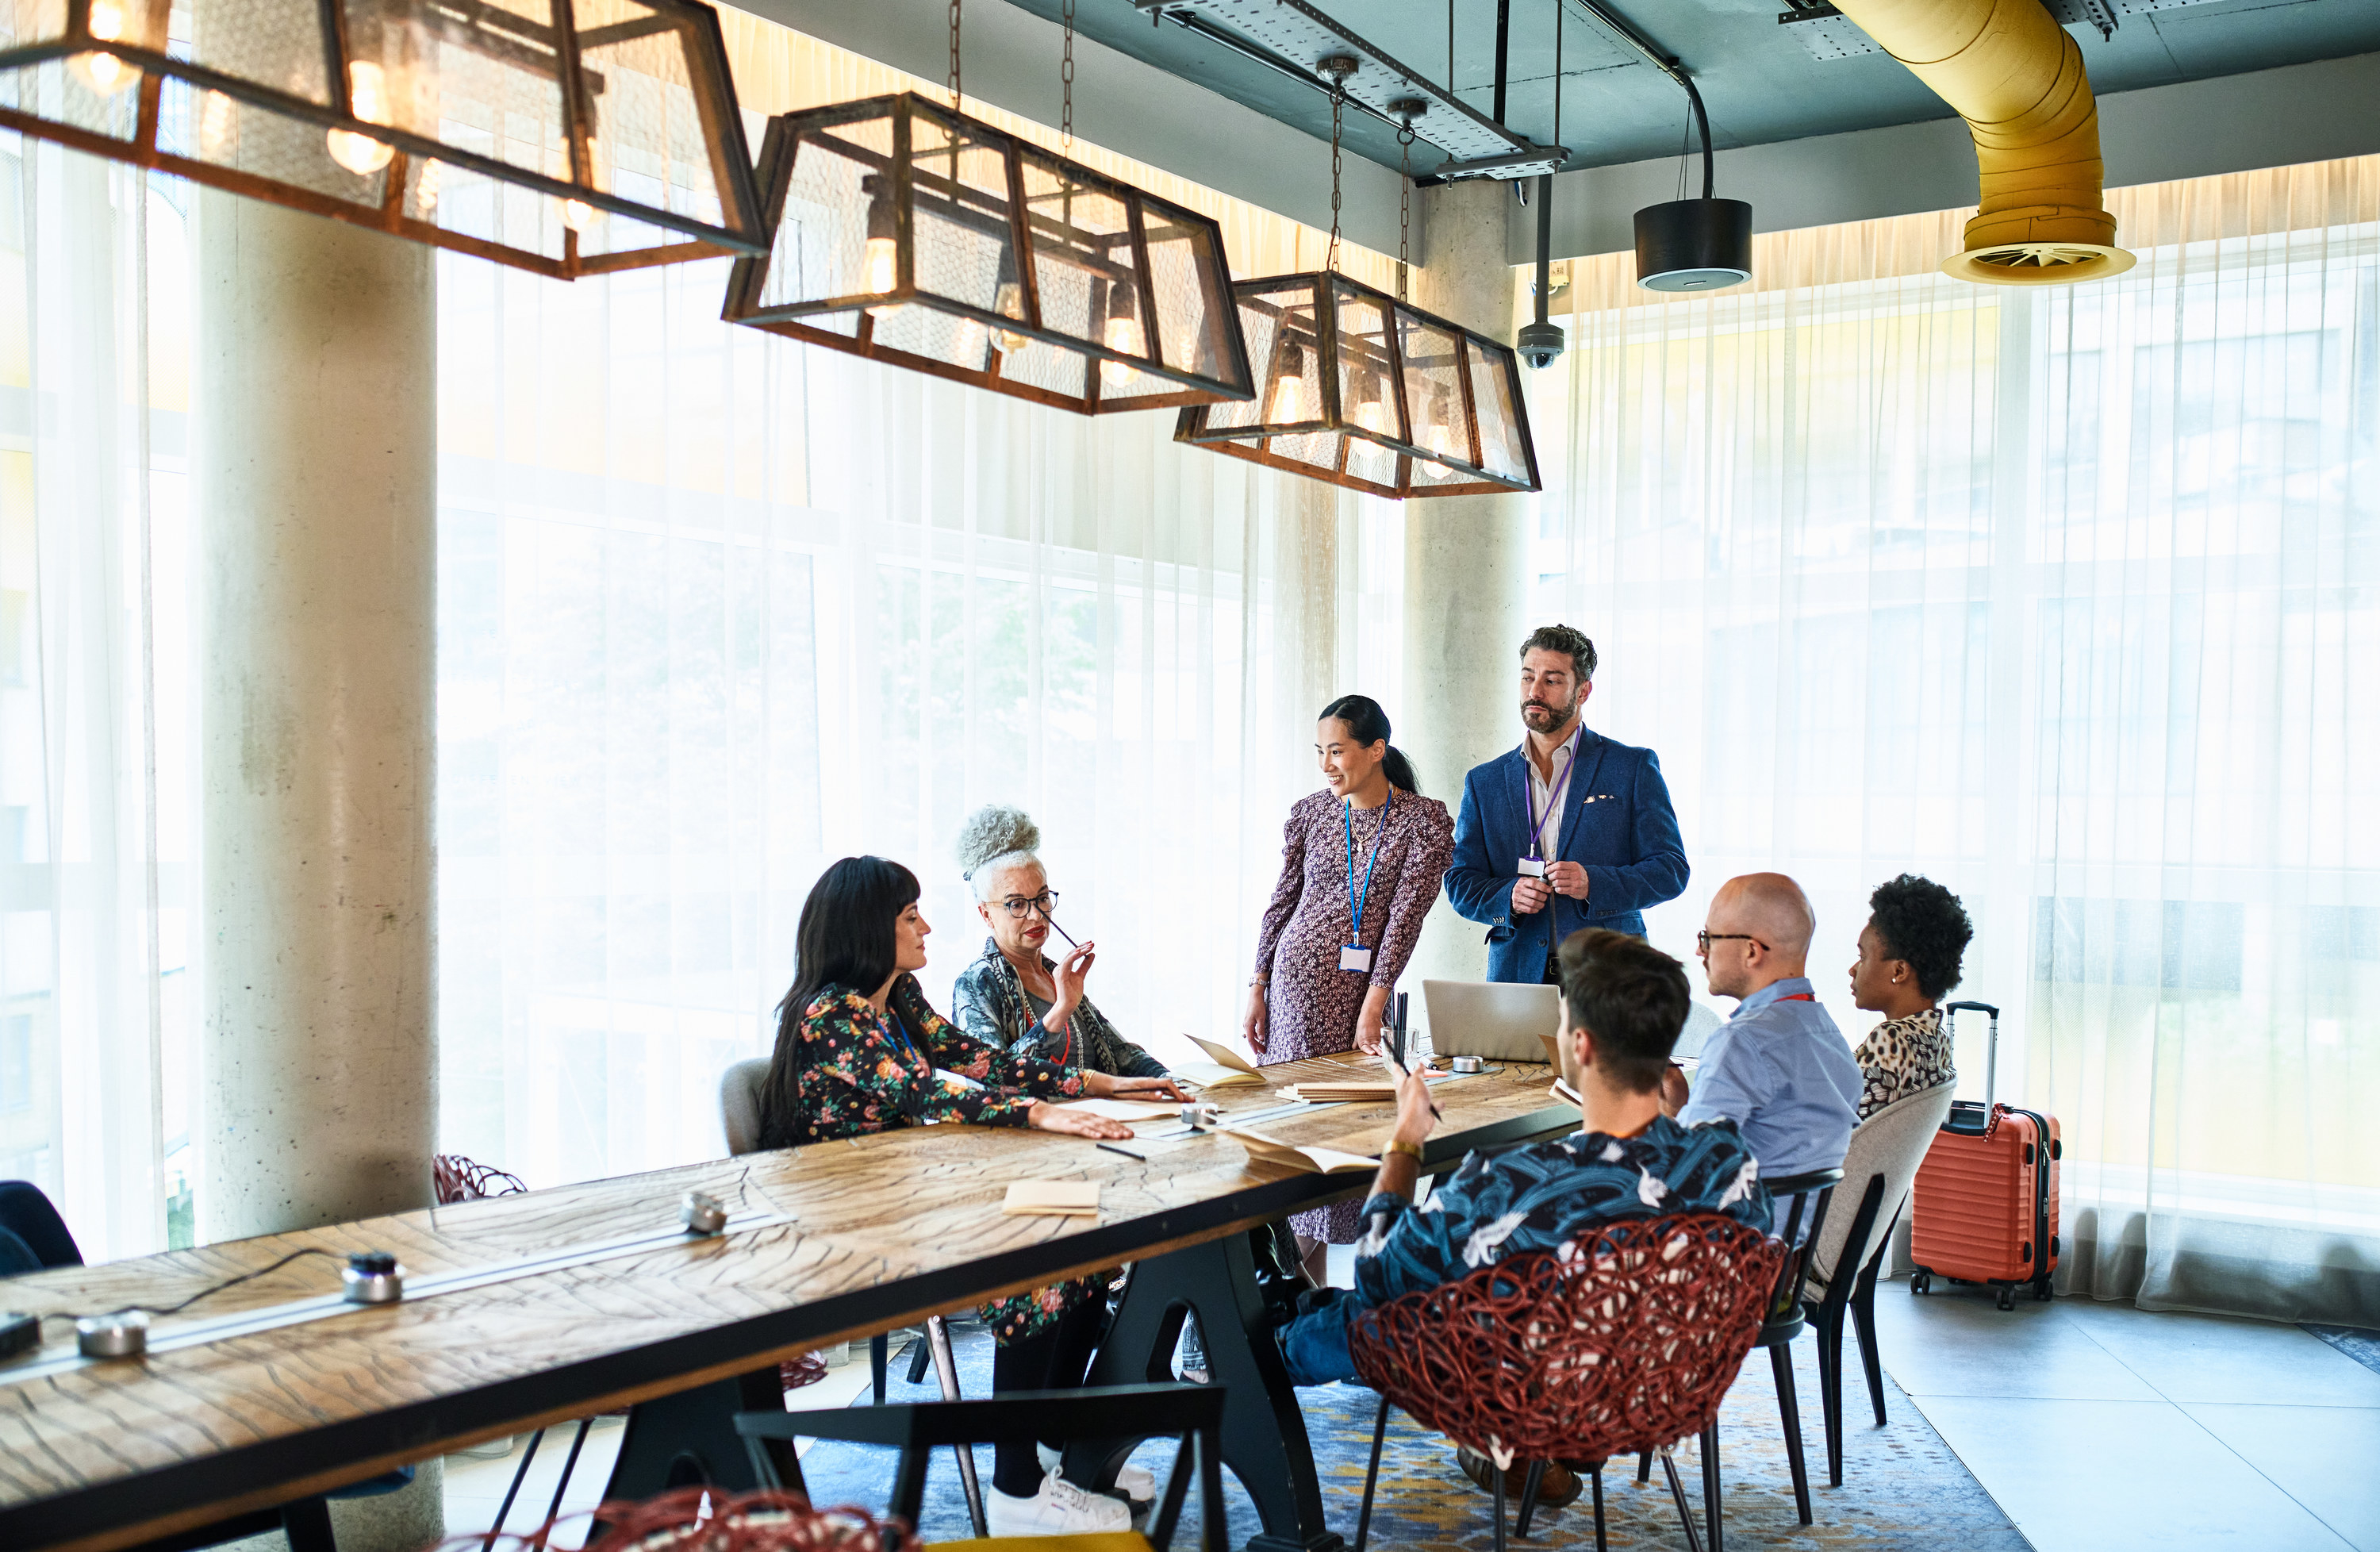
[1384,1138,1425,1162]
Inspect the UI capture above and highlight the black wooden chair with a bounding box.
[1633,1166,1840,1549]
[735,1382,1228,1552]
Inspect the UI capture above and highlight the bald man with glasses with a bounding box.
[1665,873,1861,1202]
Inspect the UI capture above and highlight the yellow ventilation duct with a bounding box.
[1829,0,2135,284]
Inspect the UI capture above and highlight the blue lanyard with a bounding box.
[1343,791,1392,945]
[881,1007,923,1066]
[1526,726,1583,859]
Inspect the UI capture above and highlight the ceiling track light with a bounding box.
[0,0,769,279]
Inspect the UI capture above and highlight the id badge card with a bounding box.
[1516,856,1547,878]
[1339,944,1374,973]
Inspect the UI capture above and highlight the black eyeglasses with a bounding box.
[998,890,1060,920]
[1696,930,1766,957]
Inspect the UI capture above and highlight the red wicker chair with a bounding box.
[1346,1212,1785,1552]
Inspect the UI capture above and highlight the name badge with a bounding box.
[1516,857,1547,878]
[1339,944,1374,973]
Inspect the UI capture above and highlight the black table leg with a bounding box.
[1065,1234,1342,1552]
[603,1367,804,1508]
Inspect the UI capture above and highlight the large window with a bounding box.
[1529,159,2379,1323]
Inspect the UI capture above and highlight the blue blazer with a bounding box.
[1445,731,1689,982]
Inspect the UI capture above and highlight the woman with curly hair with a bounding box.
[1845,873,1974,1119]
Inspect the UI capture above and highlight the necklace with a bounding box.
[1006,952,1076,1067]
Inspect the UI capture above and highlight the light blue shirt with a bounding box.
[1678,976,1861,1186]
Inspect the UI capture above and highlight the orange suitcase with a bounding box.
[1910,1002,2061,1310]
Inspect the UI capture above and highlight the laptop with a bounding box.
[1422,980,1560,1064]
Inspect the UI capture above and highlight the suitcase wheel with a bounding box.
[2033,1278,2053,1302]
[1911,1271,1931,1296]
[1996,1285,2016,1312]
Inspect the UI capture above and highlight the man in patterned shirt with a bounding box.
[1279,928,1771,1391]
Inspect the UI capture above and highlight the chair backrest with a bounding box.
[720,1057,772,1158]
[1346,1213,1786,1467]
[1807,1079,1957,1292]
[1760,1168,1842,1338]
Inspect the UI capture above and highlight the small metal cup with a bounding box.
[1180,1102,1221,1131]
[342,1251,405,1305]
[681,1190,728,1236]
[1450,1054,1485,1074]
[76,1310,150,1359]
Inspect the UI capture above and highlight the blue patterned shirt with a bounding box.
[1353,1114,1771,1311]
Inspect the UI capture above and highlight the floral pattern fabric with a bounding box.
[951,937,1171,1078]
[1852,1007,1956,1120]
[756,972,1100,1346]
[1253,789,1455,1243]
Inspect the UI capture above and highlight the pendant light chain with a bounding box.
[948,0,963,110]
[1326,77,1345,277]
[1061,0,1077,152]
[1397,123,1414,302]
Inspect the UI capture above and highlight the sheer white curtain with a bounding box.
[1532,156,2380,1325]
[0,140,197,1262]
[432,13,1407,1187]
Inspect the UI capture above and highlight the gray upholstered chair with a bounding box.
[1803,1078,1957,1487]
[715,1054,985,1536]
[719,1056,770,1158]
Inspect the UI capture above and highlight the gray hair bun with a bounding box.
[956,805,1041,879]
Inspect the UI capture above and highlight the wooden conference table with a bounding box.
[0,1051,1576,1552]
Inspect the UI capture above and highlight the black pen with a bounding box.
[1097,1141,1146,1162]
[1380,1049,1443,1121]
[1042,912,1082,950]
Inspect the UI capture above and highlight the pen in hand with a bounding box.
[1380,1048,1443,1121]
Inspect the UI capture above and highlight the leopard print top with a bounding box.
[1852,1007,1956,1120]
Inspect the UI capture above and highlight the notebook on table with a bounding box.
[1173,1035,1268,1089]
[1233,1131,1377,1176]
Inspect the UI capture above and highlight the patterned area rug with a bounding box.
[2306,1323,2380,1377]
[793,1317,2025,1549]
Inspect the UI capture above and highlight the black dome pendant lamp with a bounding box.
[1635,77,1752,292]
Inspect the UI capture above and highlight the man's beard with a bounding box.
[1522,697,1578,732]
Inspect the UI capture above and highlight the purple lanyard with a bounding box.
[1525,728,1583,860]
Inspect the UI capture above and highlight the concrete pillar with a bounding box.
[1401,179,1532,1035]
[196,192,441,1549]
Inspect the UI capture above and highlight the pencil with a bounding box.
[1096,1141,1146,1161]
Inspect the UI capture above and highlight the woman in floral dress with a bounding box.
[758,855,1178,1535]
[1241,695,1454,1270]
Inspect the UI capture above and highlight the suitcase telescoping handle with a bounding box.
[1944,1000,2001,1106]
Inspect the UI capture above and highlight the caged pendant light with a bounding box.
[0,0,769,279]
[1174,73,1539,500]
[720,3,1253,416]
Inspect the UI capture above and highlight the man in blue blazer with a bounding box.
[1445,625,1688,982]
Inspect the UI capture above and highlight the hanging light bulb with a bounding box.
[1100,282,1144,389]
[1265,340,1310,424]
[71,0,134,96]
[561,137,605,234]
[415,159,442,214]
[326,60,397,175]
[1422,389,1462,462]
[993,281,1028,352]
[198,90,235,156]
[859,172,900,317]
[1350,367,1390,436]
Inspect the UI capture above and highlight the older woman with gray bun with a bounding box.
[951,806,1185,1089]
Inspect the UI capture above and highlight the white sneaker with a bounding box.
[987,1469,1134,1536]
[1038,1442,1157,1501]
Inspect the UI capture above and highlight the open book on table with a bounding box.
[1171,1035,1268,1089]
[1233,1130,1378,1176]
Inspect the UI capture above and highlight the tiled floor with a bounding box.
[1874,1279,2380,1551]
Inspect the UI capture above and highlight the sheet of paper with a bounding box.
[1055,1098,1179,1120]
[1186,1035,1263,1075]
[1002,1180,1103,1216]
[1171,1062,1265,1089]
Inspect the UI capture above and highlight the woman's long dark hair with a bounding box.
[1319,693,1420,795]
[761,855,921,1146]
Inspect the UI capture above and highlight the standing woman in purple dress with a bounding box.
[1242,694,1454,1274]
